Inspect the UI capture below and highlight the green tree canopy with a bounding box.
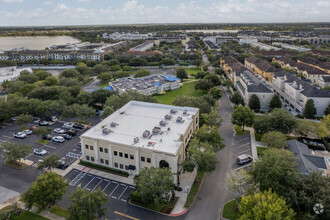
[44,76,59,86]
[0,142,31,164]
[230,91,244,106]
[69,188,108,220]
[172,96,212,114]
[100,106,115,119]
[63,104,95,120]
[134,69,151,78]
[261,131,288,149]
[22,172,67,211]
[97,72,112,83]
[37,154,60,172]
[194,125,225,152]
[248,94,260,112]
[134,167,174,204]
[60,69,80,79]
[201,109,222,128]
[303,99,317,118]
[239,189,296,220]
[269,94,282,110]
[15,114,33,125]
[175,67,188,80]
[208,87,222,100]
[33,127,52,138]
[231,106,255,131]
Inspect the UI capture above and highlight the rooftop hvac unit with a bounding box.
[176,117,184,123]
[170,109,177,114]
[111,122,118,127]
[133,137,139,143]
[102,128,112,134]
[152,127,161,135]
[159,120,167,126]
[165,115,172,120]
[183,110,187,115]
[143,130,150,138]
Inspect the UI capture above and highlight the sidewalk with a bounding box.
[170,169,197,216]
[245,127,258,162]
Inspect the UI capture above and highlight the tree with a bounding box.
[134,167,174,204]
[201,109,222,128]
[97,72,112,83]
[261,131,288,149]
[172,96,212,114]
[317,114,330,139]
[60,69,80,78]
[230,91,244,105]
[90,89,114,107]
[239,189,295,220]
[195,74,221,90]
[105,92,157,111]
[0,142,31,164]
[100,106,114,119]
[33,127,52,138]
[208,87,222,99]
[248,94,260,112]
[44,76,59,86]
[304,99,317,118]
[23,172,67,211]
[134,69,150,78]
[20,84,36,96]
[69,188,108,220]
[183,139,218,181]
[15,114,33,125]
[37,154,60,172]
[194,125,225,152]
[75,91,92,105]
[249,148,298,203]
[93,64,106,75]
[269,94,282,110]
[232,106,255,131]
[63,104,95,120]
[225,169,253,209]
[176,68,188,81]
[324,104,330,115]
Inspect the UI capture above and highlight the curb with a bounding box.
[170,208,188,216]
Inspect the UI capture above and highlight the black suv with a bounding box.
[56,160,69,170]
[65,129,77,136]
[73,123,85,130]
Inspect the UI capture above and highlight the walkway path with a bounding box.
[245,127,258,162]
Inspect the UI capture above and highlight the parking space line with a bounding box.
[109,183,119,196]
[129,186,135,189]
[87,174,92,177]
[236,143,250,148]
[111,196,117,199]
[43,145,56,149]
[84,176,95,190]
[118,186,128,200]
[234,163,252,171]
[237,149,251,154]
[102,181,112,194]
[3,135,13,139]
[112,181,118,184]
[92,179,103,191]
[234,137,249,144]
[121,199,127,202]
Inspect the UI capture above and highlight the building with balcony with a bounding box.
[245,56,279,82]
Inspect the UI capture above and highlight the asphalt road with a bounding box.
[82,76,101,92]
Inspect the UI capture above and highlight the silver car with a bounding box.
[54,128,65,134]
[22,129,32,135]
[14,132,27,139]
[33,149,47,156]
[52,136,65,143]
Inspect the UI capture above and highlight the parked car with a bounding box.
[73,123,85,130]
[63,122,73,129]
[14,132,27,139]
[236,154,253,165]
[50,116,58,122]
[33,149,47,156]
[39,121,49,126]
[22,129,32,135]
[65,129,77,136]
[43,134,52,140]
[28,126,37,131]
[78,142,81,149]
[95,110,102,116]
[54,128,65,134]
[56,160,69,170]
[61,134,72,140]
[11,117,17,121]
[52,136,65,143]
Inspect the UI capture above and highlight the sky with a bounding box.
[0,0,330,26]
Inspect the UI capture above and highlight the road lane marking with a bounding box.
[114,211,139,220]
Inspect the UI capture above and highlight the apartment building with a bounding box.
[204,40,220,51]
[297,57,330,74]
[245,56,279,82]
[102,32,151,40]
[80,101,200,184]
[109,74,181,96]
[185,38,196,51]
[271,70,330,117]
[215,36,235,44]
[235,70,274,111]
[220,56,248,82]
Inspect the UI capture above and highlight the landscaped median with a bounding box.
[222,199,240,220]
[79,160,129,177]
[130,195,179,215]
[49,205,70,219]
[184,171,205,208]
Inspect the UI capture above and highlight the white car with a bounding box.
[52,136,65,143]
[51,116,58,122]
[54,128,65,134]
[33,149,47,156]
[63,122,73,129]
[14,132,27,139]
[22,129,32,135]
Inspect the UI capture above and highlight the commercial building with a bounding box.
[235,70,274,111]
[0,66,32,83]
[238,37,258,45]
[102,32,151,40]
[80,101,200,184]
[215,36,235,44]
[109,74,181,96]
[270,70,330,117]
[272,42,311,52]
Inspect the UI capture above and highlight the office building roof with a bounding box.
[81,101,199,155]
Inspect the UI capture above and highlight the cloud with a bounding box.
[3,0,23,2]
[77,0,91,2]
[42,1,51,6]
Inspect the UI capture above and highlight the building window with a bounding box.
[114,162,118,168]
[125,153,128,158]
[147,158,151,163]
[91,157,94,162]
[85,145,89,149]
[125,165,129,170]
[119,152,123,157]
[90,146,94,150]
[100,158,104,164]
[105,148,108,153]
[86,155,90,160]
[120,164,124,169]
[100,147,103,152]
[105,160,109,165]
[114,151,118,156]
[130,154,134,160]
[141,156,145,162]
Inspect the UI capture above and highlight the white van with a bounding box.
[236,154,252,165]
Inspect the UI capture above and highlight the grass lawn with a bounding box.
[185,67,201,76]
[154,81,205,105]
[36,139,50,145]
[131,197,179,214]
[18,126,29,130]
[99,81,108,89]
[5,160,29,169]
[257,147,268,157]
[184,171,205,208]
[50,206,70,219]
[13,211,49,220]
[255,132,263,142]
[234,125,249,136]
[222,199,240,220]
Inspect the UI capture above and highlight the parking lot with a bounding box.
[65,169,136,203]
[232,132,252,171]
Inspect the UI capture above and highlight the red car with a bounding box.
[29,126,37,131]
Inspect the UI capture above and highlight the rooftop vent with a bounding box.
[176,117,185,123]
[170,109,177,114]
[183,110,187,115]
[133,137,139,143]
[102,128,112,135]
[152,127,161,135]
[143,130,150,138]
[159,120,167,126]
[165,115,172,120]
[111,122,118,127]
[147,142,156,147]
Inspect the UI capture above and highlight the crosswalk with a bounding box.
[69,171,87,186]
[66,152,81,159]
